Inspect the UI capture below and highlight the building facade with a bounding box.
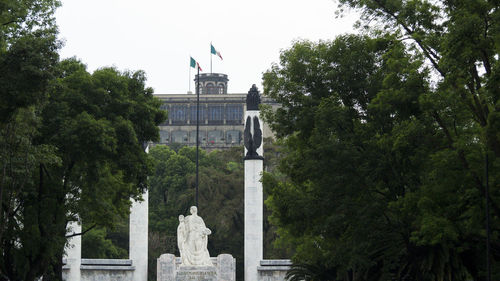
[155,73,276,150]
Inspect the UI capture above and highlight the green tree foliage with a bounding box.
[0,56,166,281]
[81,228,128,259]
[1,1,61,280]
[262,32,500,281]
[0,0,61,122]
[0,107,61,281]
[337,0,500,191]
[81,218,129,260]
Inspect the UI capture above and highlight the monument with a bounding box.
[157,206,235,281]
[159,85,290,281]
[244,84,264,281]
[178,206,213,266]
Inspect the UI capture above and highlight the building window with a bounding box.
[189,130,206,144]
[226,105,243,125]
[207,130,223,144]
[190,105,206,123]
[205,83,217,95]
[160,130,169,143]
[170,104,188,125]
[218,83,225,94]
[160,104,169,125]
[226,130,241,144]
[172,131,188,143]
[208,104,224,125]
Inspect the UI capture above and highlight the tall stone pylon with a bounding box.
[130,143,150,281]
[244,84,264,281]
[64,219,81,281]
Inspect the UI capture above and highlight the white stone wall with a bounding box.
[63,258,135,281]
[258,260,291,281]
[80,270,134,281]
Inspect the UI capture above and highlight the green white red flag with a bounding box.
[190,57,202,71]
[210,44,223,60]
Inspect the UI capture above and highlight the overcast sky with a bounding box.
[55,0,358,94]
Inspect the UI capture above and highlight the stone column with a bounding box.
[130,190,148,281]
[217,254,236,281]
[244,85,264,281]
[64,220,81,281]
[130,143,150,281]
[157,254,176,281]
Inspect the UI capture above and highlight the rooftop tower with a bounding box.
[194,73,229,95]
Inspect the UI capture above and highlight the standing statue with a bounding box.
[177,206,213,266]
[177,215,187,264]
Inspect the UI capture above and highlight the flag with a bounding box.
[210,44,223,60]
[190,57,196,68]
[190,57,202,71]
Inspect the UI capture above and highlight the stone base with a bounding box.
[62,259,135,281]
[157,254,235,281]
[258,260,291,281]
[176,266,216,281]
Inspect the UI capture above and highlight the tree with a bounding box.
[0,0,61,247]
[81,226,128,260]
[262,32,499,280]
[0,57,166,281]
[0,0,61,123]
[336,0,500,213]
[0,107,61,281]
[1,1,62,280]
[334,1,500,279]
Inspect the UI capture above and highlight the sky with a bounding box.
[55,0,358,94]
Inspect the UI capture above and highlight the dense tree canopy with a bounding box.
[262,30,499,281]
[0,0,61,123]
[0,54,166,280]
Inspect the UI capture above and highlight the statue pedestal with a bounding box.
[176,266,216,281]
[157,254,235,281]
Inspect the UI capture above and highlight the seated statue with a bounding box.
[177,206,213,266]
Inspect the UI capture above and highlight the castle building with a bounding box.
[155,73,276,150]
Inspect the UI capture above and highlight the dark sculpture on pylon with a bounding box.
[244,84,264,160]
[244,116,263,160]
[246,84,261,110]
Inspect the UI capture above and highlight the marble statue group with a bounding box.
[177,206,213,267]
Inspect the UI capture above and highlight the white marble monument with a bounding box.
[157,206,235,281]
[178,206,213,267]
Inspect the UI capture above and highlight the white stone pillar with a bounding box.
[64,220,81,281]
[130,190,148,281]
[130,144,150,281]
[244,107,264,281]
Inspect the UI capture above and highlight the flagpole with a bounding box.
[195,66,200,208]
[210,42,213,74]
[189,63,191,92]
